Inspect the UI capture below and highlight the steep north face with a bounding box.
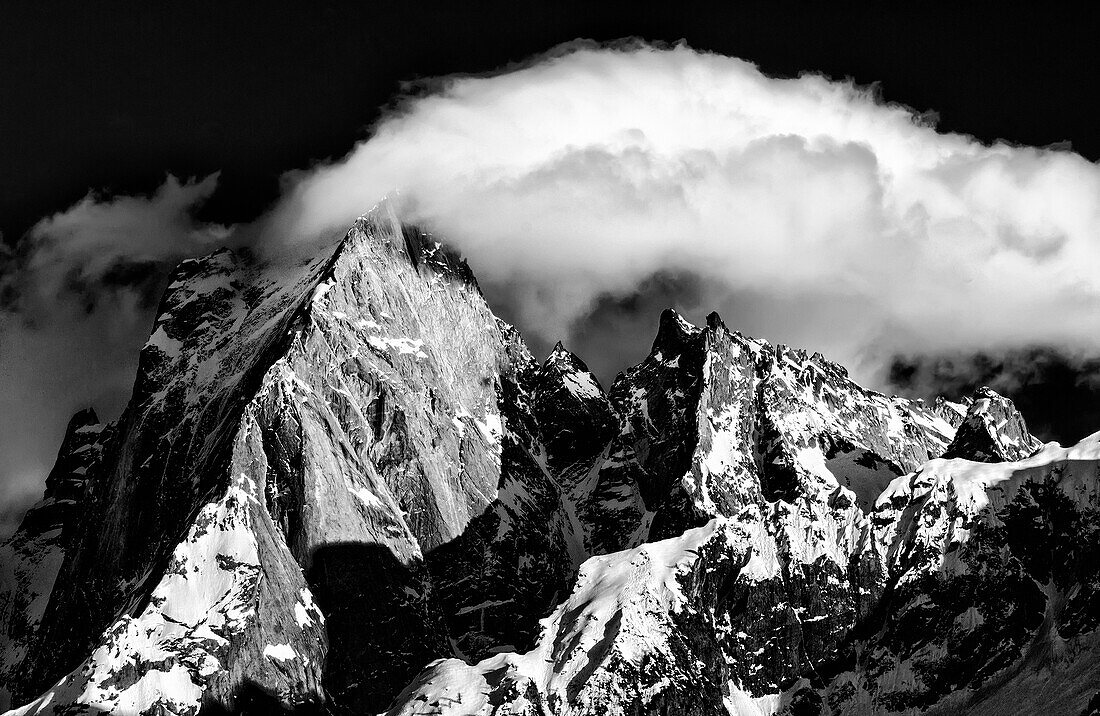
[2,205,1098,715]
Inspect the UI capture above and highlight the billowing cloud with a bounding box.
[271,39,1100,382]
[5,39,1100,536]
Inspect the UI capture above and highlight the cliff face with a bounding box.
[0,409,113,710]
[3,206,1098,716]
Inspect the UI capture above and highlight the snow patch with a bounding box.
[294,589,324,629]
[474,412,502,449]
[310,279,333,307]
[349,485,384,511]
[145,325,182,358]
[562,370,603,400]
[263,643,297,662]
[365,335,427,359]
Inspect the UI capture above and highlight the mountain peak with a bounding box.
[349,202,478,288]
[547,340,570,362]
[651,308,703,360]
[5,214,1098,716]
[942,385,1042,461]
[705,310,727,332]
[542,340,596,378]
[657,306,699,335]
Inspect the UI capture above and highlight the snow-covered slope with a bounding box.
[3,208,1096,716]
[827,434,1100,714]
[386,398,1100,716]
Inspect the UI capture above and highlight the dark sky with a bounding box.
[3,2,1100,242]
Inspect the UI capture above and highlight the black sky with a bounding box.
[3,2,1100,242]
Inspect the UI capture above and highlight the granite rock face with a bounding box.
[2,207,1098,716]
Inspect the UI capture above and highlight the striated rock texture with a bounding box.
[2,205,1099,716]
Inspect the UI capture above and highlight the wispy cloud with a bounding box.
[0,176,225,534]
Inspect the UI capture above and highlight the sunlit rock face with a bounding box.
[3,205,1100,716]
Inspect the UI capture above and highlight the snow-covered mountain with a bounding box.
[2,205,1098,715]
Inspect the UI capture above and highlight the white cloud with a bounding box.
[271,40,1100,380]
[17,175,223,301]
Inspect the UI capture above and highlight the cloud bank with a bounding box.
[5,39,1100,534]
[275,40,1100,377]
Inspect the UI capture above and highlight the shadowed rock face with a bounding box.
[0,410,113,709]
[3,206,1100,716]
[532,343,617,487]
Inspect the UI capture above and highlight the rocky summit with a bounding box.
[2,204,1099,716]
